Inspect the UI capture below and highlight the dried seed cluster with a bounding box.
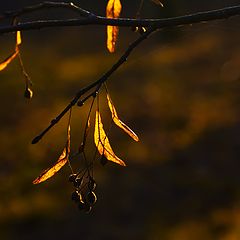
[69,174,97,213]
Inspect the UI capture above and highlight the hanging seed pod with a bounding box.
[84,204,92,213]
[68,173,77,183]
[24,87,33,99]
[78,200,86,211]
[86,191,97,205]
[74,177,83,188]
[88,177,97,191]
[71,191,81,202]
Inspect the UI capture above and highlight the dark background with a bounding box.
[0,1,240,239]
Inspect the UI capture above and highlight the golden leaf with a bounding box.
[33,120,71,184]
[32,148,68,184]
[107,94,139,142]
[106,0,122,53]
[94,110,126,166]
[16,31,22,46]
[0,51,18,71]
[0,31,22,72]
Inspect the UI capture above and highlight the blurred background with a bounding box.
[0,0,240,239]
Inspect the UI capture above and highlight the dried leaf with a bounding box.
[107,94,139,142]
[151,0,164,7]
[33,120,71,184]
[94,110,126,166]
[16,31,22,46]
[32,148,68,184]
[106,0,122,53]
[0,51,18,71]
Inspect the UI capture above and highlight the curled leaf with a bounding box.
[107,94,139,142]
[106,0,122,53]
[32,148,68,184]
[94,110,126,166]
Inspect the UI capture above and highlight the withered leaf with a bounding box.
[94,110,126,166]
[33,120,71,184]
[0,31,21,72]
[24,87,33,99]
[16,31,22,46]
[32,147,68,184]
[0,51,18,71]
[107,94,139,142]
[106,0,122,53]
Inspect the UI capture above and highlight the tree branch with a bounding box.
[0,2,236,143]
[31,3,240,144]
[0,5,240,34]
[0,1,93,19]
[32,27,156,144]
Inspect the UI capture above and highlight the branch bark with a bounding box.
[0,4,240,34]
[32,27,155,144]
[1,2,237,143]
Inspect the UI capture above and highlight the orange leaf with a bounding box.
[94,110,126,166]
[0,51,18,71]
[107,94,139,142]
[33,120,71,184]
[0,31,21,72]
[32,148,68,184]
[106,0,122,53]
[16,31,22,46]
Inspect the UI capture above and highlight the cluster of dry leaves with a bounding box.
[33,92,139,184]
[0,0,162,187]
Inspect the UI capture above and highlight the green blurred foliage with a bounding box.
[0,1,240,239]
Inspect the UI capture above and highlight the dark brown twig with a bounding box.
[1,2,238,144]
[0,1,93,19]
[0,5,240,34]
[32,27,155,144]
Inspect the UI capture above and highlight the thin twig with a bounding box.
[0,1,93,19]
[0,5,240,34]
[32,27,155,144]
